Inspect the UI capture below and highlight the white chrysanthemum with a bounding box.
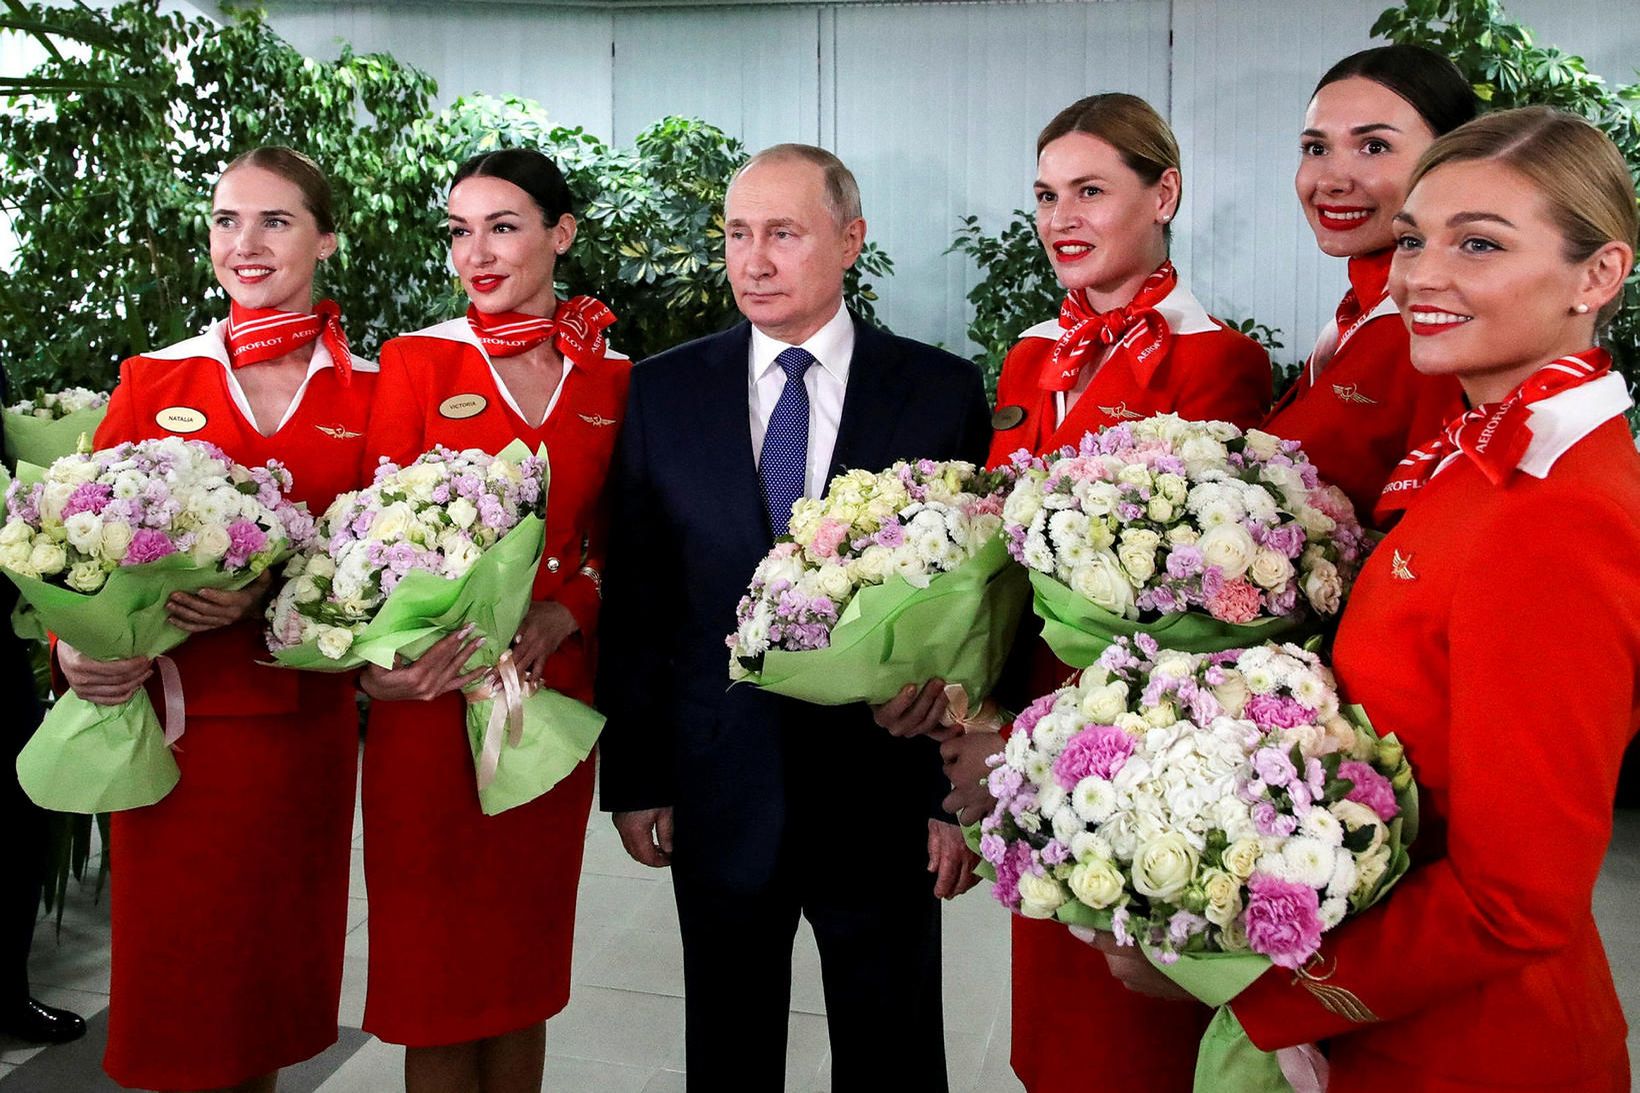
[1319,895,1349,930]
[1280,837,1336,889]
[1003,728,1032,767]
[1069,830,1114,864]
[1071,777,1118,824]
[1326,847,1358,900]
[1023,752,1053,788]
[1051,804,1083,844]
[1300,807,1344,847]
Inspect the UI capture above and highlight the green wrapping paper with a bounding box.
[272,445,603,815]
[736,534,1029,706]
[9,550,282,813]
[2,406,108,469]
[1029,570,1309,668]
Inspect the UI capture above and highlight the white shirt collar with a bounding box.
[749,301,855,386]
[143,319,377,433]
[1016,279,1219,342]
[1517,372,1633,478]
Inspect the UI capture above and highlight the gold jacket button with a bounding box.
[546,556,561,573]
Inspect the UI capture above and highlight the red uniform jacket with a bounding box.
[1262,251,1464,525]
[94,324,378,717]
[987,287,1273,1093]
[989,280,1271,465]
[1233,374,1640,1092]
[364,318,630,701]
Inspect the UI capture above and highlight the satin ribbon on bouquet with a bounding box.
[155,654,187,747]
[938,683,1005,734]
[1276,1043,1330,1093]
[467,650,534,790]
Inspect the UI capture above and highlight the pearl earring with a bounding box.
[1574,303,1590,314]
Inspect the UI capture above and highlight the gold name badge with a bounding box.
[156,406,207,433]
[438,394,487,420]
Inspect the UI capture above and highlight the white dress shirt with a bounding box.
[748,302,855,499]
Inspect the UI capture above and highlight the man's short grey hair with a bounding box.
[730,143,863,226]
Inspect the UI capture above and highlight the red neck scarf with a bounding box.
[1335,248,1393,330]
[467,295,617,367]
[1042,261,1178,392]
[226,299,353,385]
[1375,347,1611,522]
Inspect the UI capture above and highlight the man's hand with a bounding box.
[359,625,488,702]
[57,641,152,706]
[165,570,272,633]
[614,807,674,868]
[1068,926,1195,1002]
[872,678,954,740]
[940,732,1003,825]
[927,818,981,899]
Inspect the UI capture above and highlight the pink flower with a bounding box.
[122,528,176,566]
[1011,692,1057,739]
[1244,872,1325,969]
[809,518,850,559]
[1206,576,1264,624]
[1339,760,1399,821]
[1053,725,1135,789]
[223,519,268,569]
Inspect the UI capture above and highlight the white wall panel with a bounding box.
[611,7,821,148]
[264,2,615,139]
[833,0,1171,351]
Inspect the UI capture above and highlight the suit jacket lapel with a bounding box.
[829,315,912,480]
[686,322,772,548]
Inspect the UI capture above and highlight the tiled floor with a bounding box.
[4,788,1638,1091]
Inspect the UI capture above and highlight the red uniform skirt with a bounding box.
[361,688,595,1047]
[103,676,358,1091]
[1010,916,1212,1092]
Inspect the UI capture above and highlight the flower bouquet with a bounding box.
[266,442,602,815]
[727,459,1028,708]
[1001,415,1369,668]
[2,437,311,812]
[3,387,111,469]
[975,635,1415,1092]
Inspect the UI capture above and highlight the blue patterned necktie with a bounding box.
[759,346,816,537]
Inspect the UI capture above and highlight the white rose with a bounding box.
[305,552,338,579]
[28,539,67,576]
[99,521,134,565]
[485,457,523,485]
[447,497,479,530]
[65,561,107,592]
[397,463,444,501]
[1302,559,1344,615]
[1180,434,1229,471]
[1201,868,1243,927]
[53,457,100,485]
[1078,681,1129,724]
[817,564,854,600]
[369,501,416,542]
[1222,837,1262,881]
[1249,548,1294,591]
[1069,550,1136,618]
[38,481,74,524]
[1329,799,1387,853]
[0,541,36,575]
[192,524,231,563]
[1132,833,1199,901]
[442,537,483,577]
[1068,859,1127,910]
[1243,429,1283,460]
[1142,700,1178,728]
[1197,522,1256,580]
[1352,844,1391,902]
[1296,505,1336,537]
[1166,524,1200,547]
[316,625,355,660]
[1002,482,1043,526]
[0,520,31,547]
[1017,873,1070,919]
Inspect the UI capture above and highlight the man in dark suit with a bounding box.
[597,144,991,1091]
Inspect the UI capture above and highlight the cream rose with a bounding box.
[1131,832,1199,901]
[817,564,854,600]
[99,521,134,565]
[1302,558,1343,614]
[1243,429,1283,460]
[316,625,355,660]
[1068,859,1127,909]
[1329,799,1387,852]
[65,561,107,593]
[447,497,479,530]
[1352,844,1391,901]
[1200,868,1243,927]
[442,537,483,577]
[0,520,31,547]
[0,541,35,575]
[1079,681,1129,724]
[1197,522,1256,579]
[1069,550,1136,618]
[1249,547,1294,591]
[1017,872,1070,919]
[1221,836,1262,881]
[28,539,67,576]
[369,501,416,542]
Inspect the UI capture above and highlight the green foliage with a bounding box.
[0,2,896,394]
[1373,0,1640,397]
[946,209,1061,393]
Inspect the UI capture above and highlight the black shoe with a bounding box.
[1,998,88,1044]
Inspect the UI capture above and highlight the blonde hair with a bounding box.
[221,146,336,234]
[1036,93,1181,193]
[1410,106,1638,327]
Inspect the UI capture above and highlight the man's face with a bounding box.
[724,157,865,344]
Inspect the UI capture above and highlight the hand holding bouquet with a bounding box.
[3,387,111,468]
[728,458,1027,707]
[267,442,602,814]
[976,635,1415,1091]
[1002,415,1369,666]
[3,437,311,811]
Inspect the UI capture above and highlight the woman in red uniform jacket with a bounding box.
[903,94,1270,1093]
[1263,45,1474,523]
[358,148,629,1093]
[59,148,375,1093]
[1102,107,1639,1093]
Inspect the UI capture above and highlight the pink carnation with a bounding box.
[1339,760,1399,821]
[1011,692,1057,739]
[1244,872,1325,969]
[224,519,269,569]
[808,518,850,558]
[1205,576,1263,624]
[122,528,176,566]
[1053,725,1135,789]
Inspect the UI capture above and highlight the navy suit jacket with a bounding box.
[597,315,991,892]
